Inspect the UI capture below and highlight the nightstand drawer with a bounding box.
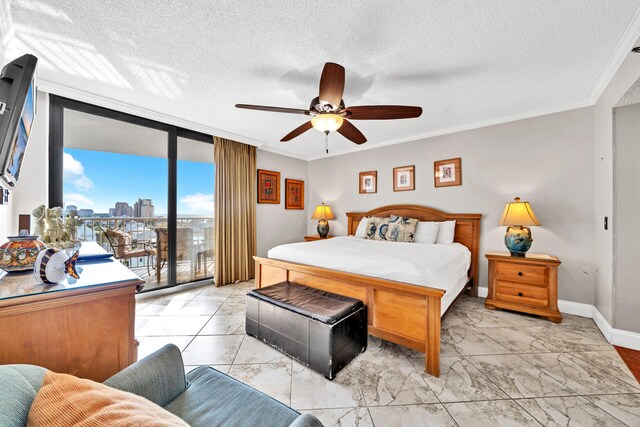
[495,280,548,307]
[495,262,546,285]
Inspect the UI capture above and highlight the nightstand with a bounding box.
[304,235,334,242]
[485,251,562,323]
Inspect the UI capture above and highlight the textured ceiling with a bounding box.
[6,1,640,159]
[615,75,640,107]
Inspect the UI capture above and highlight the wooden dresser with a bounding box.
[0,256,144,381]
[485,251,562,323]
[303,234,335,242]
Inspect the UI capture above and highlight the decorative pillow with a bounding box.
[435,220,457,244]
[385,215,419,242]
[355,217,368,238]
[414,221,439,244]
[365,217,381,240]
[27,371,189,427]
[373,217,390,241]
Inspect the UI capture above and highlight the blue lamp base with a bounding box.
[504,226,533,257]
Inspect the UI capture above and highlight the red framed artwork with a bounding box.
[257,169,280,204]
[285,179,304,209]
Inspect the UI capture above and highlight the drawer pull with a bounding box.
[518,272,523,276]
[517,292,523,296]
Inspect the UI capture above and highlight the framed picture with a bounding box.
[434,157,462,187]
[285,179,304,209]
[257,169,280,204]
[359,171,377,194]
[393,165,415,191]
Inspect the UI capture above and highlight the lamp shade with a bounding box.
[311,203,335,220]
[499,197,540,226]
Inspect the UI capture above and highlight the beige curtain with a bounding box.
[214,137,257,286]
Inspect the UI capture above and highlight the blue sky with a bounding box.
[63,148,214,215]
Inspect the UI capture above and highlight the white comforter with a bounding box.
[268,236,471,293]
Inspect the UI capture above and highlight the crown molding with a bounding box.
[587,5,640,104]
[257,144,309,161]
[37,77,595,163]
[305,99,592,161]
[36,78,267,148]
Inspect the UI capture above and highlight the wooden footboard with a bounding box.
[254,256,445,377]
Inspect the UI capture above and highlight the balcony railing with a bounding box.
[75,216,214,287]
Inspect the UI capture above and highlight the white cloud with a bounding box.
[180,193,214,213]
[72,175,94,192]
[63,152,94,191]
[63,153,83,178]
[65,193,94,208]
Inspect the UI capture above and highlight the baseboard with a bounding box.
[591,306,612,341]
[476,287,640,350]
[611,328,640,351]
[592,307,640,351]
[476,287,591,317]
[557,300,594,318]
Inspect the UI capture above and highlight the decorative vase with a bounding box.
[0,236,47,272]
[504,226,533,257]
[317,219,330,238]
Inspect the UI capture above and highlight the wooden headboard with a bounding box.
[346,204,482,296]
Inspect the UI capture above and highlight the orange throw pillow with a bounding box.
[27,371,189,427]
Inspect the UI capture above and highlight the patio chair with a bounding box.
[102,228,156,275]
[196,226,214,276]
[154,227,195,283]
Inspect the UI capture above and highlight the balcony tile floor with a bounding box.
[136,281,640,426]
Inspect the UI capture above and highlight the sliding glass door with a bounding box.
[176,136,215,284]
[50,96,214,292]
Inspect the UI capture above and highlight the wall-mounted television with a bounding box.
[0,54,38,188]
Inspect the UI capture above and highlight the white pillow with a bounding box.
[355,217,368,238]
[435,220,456,244]
[414,221,439,244]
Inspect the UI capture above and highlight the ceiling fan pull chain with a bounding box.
[324,131,329,154]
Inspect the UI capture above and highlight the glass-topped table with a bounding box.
[0,242,144,302]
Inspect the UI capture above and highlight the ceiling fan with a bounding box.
[236,62,422,152]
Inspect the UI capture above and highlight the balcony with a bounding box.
[76,216,214,291]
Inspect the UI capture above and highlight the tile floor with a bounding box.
[135,280,640,427]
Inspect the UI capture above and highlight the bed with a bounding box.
[254,204,481,377]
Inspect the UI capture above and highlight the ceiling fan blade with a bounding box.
[281,121,313,142]
[337,119,367,145]
[319,62,345,108]
[344,105,422,120]
[236,104,310,115]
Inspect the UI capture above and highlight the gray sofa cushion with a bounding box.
[105,343,187,407]
[0,365,46,427]
[166,366,300,427]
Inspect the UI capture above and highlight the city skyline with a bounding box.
[63,148,215,216]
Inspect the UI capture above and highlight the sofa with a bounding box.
[0,344,323,427]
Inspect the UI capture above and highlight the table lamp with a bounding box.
[311,203,335,238]
[499,197,540,257]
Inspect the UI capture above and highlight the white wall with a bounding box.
[0,27,11,239]
[0,79,47,240]
[593,47,640,324]
[308,107,596,303]
[256,149,308,257]
[612,103,640,333]
[11,90,48,230]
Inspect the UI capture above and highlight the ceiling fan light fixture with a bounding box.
[311,114,344,134]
